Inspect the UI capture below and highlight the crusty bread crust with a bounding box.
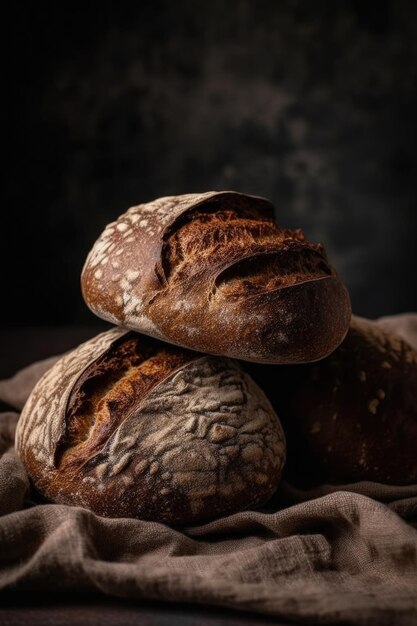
[248,316,417,485]
[81,191,351,363]
[16,330,286,524]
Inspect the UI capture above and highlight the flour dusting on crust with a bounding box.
[15,327,128,467]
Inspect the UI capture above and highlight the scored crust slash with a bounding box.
[16,330,286,525]
[81,191,351,363]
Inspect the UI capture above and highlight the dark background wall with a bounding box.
[4,0,417,326]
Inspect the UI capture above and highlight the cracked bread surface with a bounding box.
[81,191,351,363]
[161,205,332,291]
[16,329,286,525]
[58,333,197,467]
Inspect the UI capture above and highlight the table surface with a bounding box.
[0,327,292,626]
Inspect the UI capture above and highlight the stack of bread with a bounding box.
[15,192,417,525]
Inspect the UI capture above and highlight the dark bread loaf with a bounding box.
[81,191,351,364]
[247,316,417,486]
[15,328,286,524]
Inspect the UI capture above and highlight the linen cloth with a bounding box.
[0,314,416,625]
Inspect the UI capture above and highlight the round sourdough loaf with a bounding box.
[247,316,417,485]
[15,328,286,524]
[81,191,351,364]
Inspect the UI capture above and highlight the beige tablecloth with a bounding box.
[0,314,416,625]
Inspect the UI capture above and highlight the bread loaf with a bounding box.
[247,316,417,485]
[81,191,351,364]
[15,328,286,524]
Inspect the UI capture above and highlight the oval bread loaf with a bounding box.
[15,328,286,524]
[81,191,351,364]
[248,316,417,485]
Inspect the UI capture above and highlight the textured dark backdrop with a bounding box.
[4,1,417,326]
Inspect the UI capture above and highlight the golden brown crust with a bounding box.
[81,191,351,363]
[16,330,286,524]
[247,316,417,485]
[57,333,197,467]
